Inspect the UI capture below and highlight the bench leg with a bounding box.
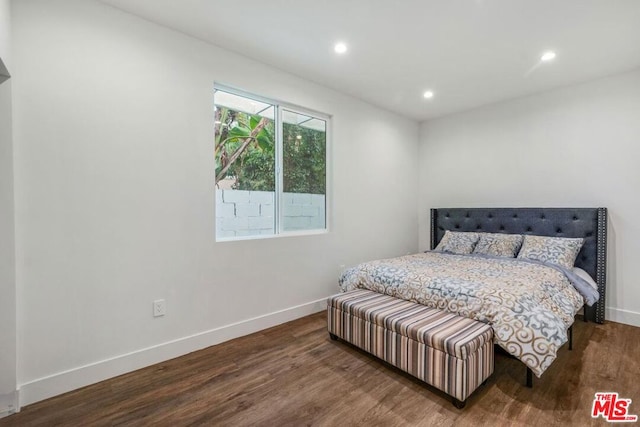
[329,333,338,341]
[452,398,466,409]
[526,367,533,388]
[569,325,573,351]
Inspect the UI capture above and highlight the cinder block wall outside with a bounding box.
[216,190,325,238]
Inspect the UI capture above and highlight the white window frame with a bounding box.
[214,83,331,241]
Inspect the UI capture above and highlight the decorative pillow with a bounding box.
[517,235,584,269]
[473,233,524,258]
[434,231,480,254]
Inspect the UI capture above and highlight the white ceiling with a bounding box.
[100,0,640,121]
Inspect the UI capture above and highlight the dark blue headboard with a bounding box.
[430,207,607,323]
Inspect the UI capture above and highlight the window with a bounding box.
[214,86,328,240]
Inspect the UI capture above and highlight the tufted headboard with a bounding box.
[430,207,607,323]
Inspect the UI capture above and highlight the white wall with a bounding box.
[0,83,16,416]
[0,0,9,66]
[0,0,17,417]
[419,68,640,327]
[12,0,419,405]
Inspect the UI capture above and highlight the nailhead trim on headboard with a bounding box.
[430,208,437,251]
[596,207,607,323]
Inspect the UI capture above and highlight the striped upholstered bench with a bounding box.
[327,289,494,408]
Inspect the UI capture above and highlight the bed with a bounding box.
[338,207,607,379]
[430,208,607,324]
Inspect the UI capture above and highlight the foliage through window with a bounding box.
[215,87,327,240]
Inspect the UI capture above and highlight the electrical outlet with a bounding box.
[153,299,166,317]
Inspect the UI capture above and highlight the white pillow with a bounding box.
[573,267,598,290]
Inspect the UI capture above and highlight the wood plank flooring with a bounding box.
[2,312,639,426]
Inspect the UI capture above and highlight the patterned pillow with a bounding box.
[473,233,524,258]
[517,235,584,269]
[434,231,480,254]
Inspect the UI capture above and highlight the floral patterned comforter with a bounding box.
[339,252,585,377]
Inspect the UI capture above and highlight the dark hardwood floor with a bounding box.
[2,312,639,426]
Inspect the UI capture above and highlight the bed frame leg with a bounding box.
[526,368,533,388]
[568,325,573,351]
[452,398,466,409]
[329,333,338,341]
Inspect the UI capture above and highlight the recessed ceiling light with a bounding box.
[334,42,347,54]
[541,51,556,62]
[423,90,434,99]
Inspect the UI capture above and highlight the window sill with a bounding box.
[216,229,328,243]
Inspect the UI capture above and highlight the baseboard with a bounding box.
[0,391,19,418]
[19,297,329,408]
[606,307,640,328]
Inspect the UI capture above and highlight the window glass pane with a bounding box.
[215,90,276,239]
[281,109,326,232]
[300,118,326,132]
[215,90,274,120]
